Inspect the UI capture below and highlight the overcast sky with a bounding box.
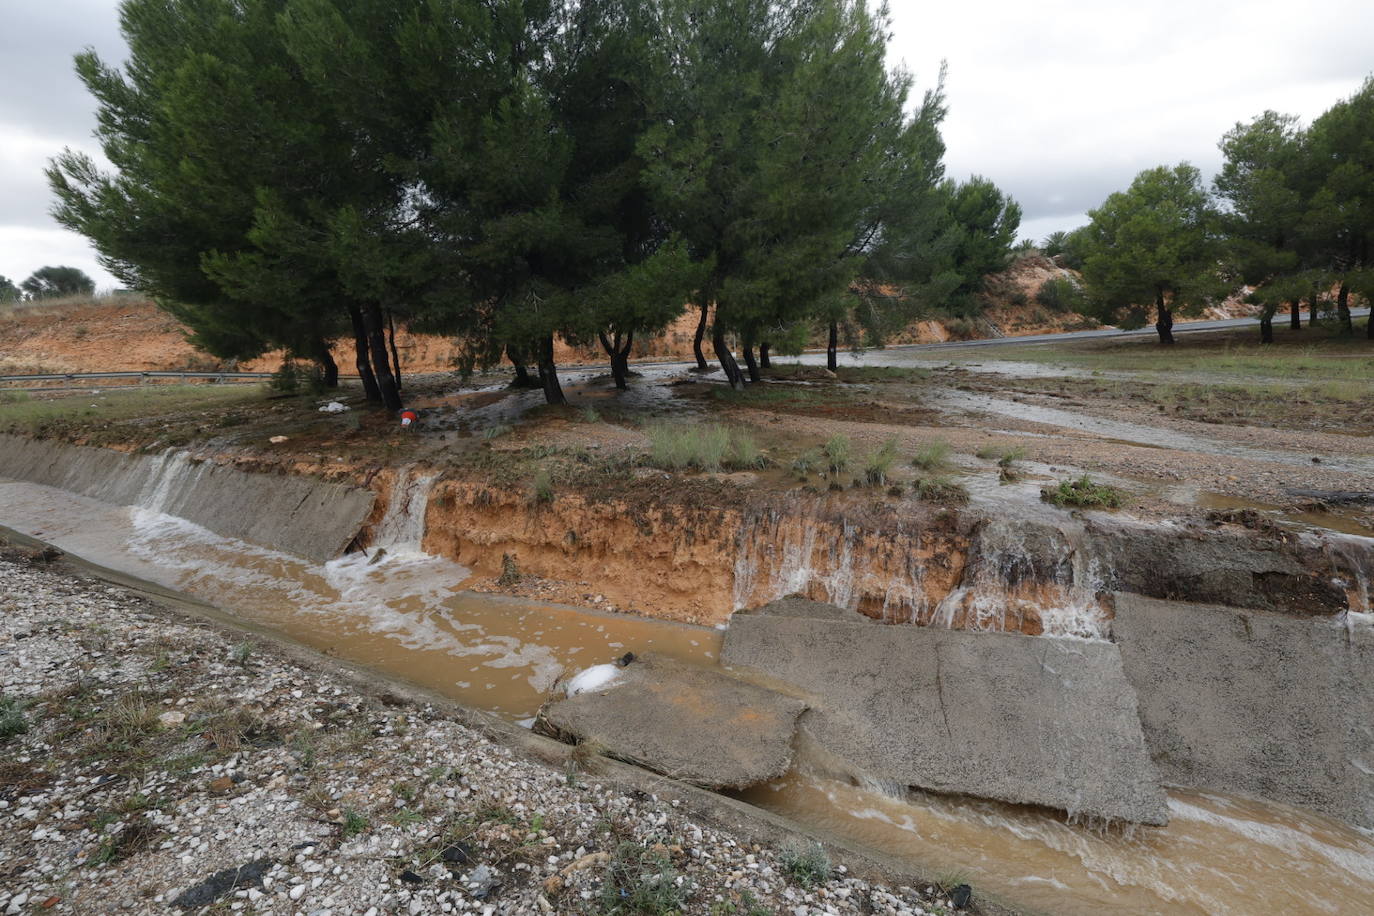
[3,1,1372,291]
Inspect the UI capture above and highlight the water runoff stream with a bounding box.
[2,466,1372,915]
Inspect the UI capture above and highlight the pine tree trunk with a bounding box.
[315,341,338,388]
[759,342,771,369]
[712,324,745,390]
[538,334,567,405]
[386,308,402,391]
[361,303,402,411]
[600,331,631,390]
[1260,314,1274,344]
[618,331,634,386]
[1309,289,1321,326]
[1289,300,1301,331]
[827,321,838,371]
[692,303,710,371]
[1337,284,1352,333]
[1155,291,1175,345]
[506,344,538,388]
[348,303,382,403]
[742,344,760,383]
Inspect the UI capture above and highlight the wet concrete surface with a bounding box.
[537,653,806,790]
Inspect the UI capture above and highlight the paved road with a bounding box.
[869,308,1371,354]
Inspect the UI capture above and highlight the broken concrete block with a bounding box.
[538,654,806,790]
[1114,592,1374,830]
[722,611,1168,825]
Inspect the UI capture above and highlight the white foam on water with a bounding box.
[1167,796,1374,883]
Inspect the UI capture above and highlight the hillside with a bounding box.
[0,259,1141,377]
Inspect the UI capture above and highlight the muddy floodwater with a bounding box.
[0,479,719,718]
[3,477,1374,915]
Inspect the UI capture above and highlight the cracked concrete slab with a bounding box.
[1114,592,1374,829]
[536,654,807,790]
[722,610,1169,825]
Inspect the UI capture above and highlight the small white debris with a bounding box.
[564,664,624,697]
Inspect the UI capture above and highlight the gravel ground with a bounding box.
[0,553,966,916]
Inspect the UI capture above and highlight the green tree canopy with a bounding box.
[1079,163,1227,344]
[20,266,95,299]
[934,175,1022,317]
[1213,110,1305,340]
[1298,76,1374,335]
[641,0,941,387]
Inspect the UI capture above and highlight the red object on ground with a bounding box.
[399,410,418,427]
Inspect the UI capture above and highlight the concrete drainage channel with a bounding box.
[2,436,1374,914]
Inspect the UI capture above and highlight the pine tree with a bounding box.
[1079,164,1227,344]
[1213,111,1305,342]
[1299,77,1374,337]
[19,266,95,299]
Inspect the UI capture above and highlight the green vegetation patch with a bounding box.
[1041,475,1123,509]
[646,421,766,472]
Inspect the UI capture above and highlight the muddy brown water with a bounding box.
[3,477,1373,915]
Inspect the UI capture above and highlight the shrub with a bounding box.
[911,439,951,471]
[780,842,831,889]
[822,434,850,474]
[268,360,325,396]
[1041,475,1122,508]
[483,423,513,440]
[862,437,899,486]
[582,407,601,423]
[913,476,969,505]
[944,317,978,340]
[1036,276,1086,314]
[0,695,29,740]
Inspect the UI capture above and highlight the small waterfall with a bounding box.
[926,517,1109,638]
[372,468,439,555]
[731,501,931,621]
[731,501,1109,639]
[129,449,211,528]
[1323,533,1374,630]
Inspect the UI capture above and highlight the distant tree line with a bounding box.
[50,0,1019,408]
[1043,77,1374,345]
[0,266,96,302]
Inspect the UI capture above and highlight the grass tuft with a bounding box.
[823,434,850,474]
[1041,475,1122,509]
[597,842,693,915]
[912,476,969,505]
[862,437,899,486]
[532,468,555,504]
[911,439,952,472]
[646,422,765,472]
